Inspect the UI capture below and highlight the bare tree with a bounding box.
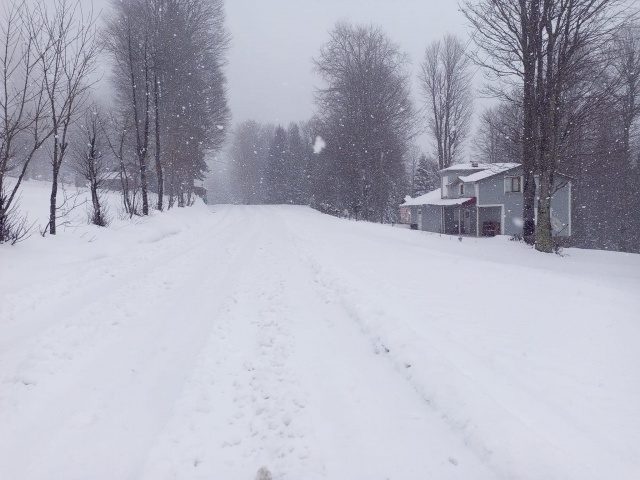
[474,99,523,164]
[101,109,140,217]
[612,24,640,251]
[463,0,629,252]
[148,0,167,211]
[31,0,100,235]
[462,0,542,241]
[73,104,108,226]
[533,1,629,252]
[313,21,417,222]
[419,34,473,169]
[164,0,230,207]
[104,0,152,216]
[105,0,230,213]
[0,0,52,243]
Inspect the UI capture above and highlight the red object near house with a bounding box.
[399,206,411,224]
[482,221,500,236]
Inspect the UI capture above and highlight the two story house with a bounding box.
[400,162,572,237]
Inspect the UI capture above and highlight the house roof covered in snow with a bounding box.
[402,188,475,207]
[458,163,520,183]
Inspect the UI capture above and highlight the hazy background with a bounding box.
[89,0,471,127]
[224,0,468,125]
[83,0,476,197]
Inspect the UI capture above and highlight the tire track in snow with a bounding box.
[138,206,317,480]
[0,205,236,352]
[266,208,499,479]
[0,206,237,389]
[274,207,620,480]
[0,206,266,480]
[138,206,497,480]
[278,212,528,478]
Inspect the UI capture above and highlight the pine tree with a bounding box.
[265,126,288,204]
[287,123,308,204]
[413,154,440,196]
[230,120,266,204]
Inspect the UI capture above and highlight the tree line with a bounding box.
[228,23,464,223]
[0,0,230,244]
[228,121,313,206]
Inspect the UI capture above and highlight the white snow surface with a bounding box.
[441,162,520,172]
[402,188,443,206]
[1,181,640,480]
[458,163,520,183]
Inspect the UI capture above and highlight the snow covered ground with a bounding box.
[1,180,639,480]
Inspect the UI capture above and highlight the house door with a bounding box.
[464,209,471,233]
[417,209,422,230]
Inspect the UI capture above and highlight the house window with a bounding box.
[506,176,522,192]
[459,184,464,195]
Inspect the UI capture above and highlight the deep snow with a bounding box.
[1,181,639,480]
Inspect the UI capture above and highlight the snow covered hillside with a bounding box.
[1,181,639,480]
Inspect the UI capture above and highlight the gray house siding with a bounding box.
[477,166,571,237]
[478,166,524,236]
[409,205,442,232]
[423,205,442,232]
[442,170,476,198]
[477,166,522,204]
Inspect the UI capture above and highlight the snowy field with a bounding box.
[1,180,639,480]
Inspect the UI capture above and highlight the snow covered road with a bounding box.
[1,203,639,480]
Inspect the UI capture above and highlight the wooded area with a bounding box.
[0,0,230,243]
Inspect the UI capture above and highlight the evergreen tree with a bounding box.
[230,121,266,204]
[412,154,440,196]
[287,123,308,204]
[265,126,288,204]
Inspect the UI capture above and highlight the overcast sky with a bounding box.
[87,0,472,146]
[225,0,469,126]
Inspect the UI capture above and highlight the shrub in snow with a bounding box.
[0,192,33,245]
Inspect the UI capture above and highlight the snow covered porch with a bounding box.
[402,190,506,237]
[402,189,482,235]
[440,198,479,236]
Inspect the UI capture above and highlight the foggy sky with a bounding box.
[225,0,469,126]
[86,0,471,135]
